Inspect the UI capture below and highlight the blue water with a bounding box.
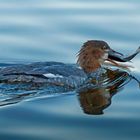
[0,0,140,140]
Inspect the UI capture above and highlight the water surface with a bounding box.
[0,0,140,140]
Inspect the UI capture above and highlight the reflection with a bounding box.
[77,69,134,115]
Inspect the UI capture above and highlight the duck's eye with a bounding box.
[102,46,106,50]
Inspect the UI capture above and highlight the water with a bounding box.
[0,0,140,140]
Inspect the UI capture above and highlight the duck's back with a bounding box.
[0,62,87,88]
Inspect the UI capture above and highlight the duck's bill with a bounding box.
[109,49,123,56]
[107,49,132,68]
[108,47,140,62]
[108,49,126,62]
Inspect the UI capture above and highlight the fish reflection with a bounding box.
[77,69,136,115]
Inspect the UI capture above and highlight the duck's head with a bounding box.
[77,40,122,73]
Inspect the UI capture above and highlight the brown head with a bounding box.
[77,40,110,73]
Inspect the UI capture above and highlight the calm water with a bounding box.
[0,0,140,140]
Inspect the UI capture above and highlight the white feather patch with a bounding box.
[43,73,63,78]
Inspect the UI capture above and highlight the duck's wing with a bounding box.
[0,62,86,87]
[0,62,64,75]
[0,62,85,77]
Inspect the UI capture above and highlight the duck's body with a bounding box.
[0,62,87,88]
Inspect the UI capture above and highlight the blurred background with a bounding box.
[0,0,140,64]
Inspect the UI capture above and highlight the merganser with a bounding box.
[0,40,140,91]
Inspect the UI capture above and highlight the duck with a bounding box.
[0,40,139,90]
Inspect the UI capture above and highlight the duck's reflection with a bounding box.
[77,69,132,115]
